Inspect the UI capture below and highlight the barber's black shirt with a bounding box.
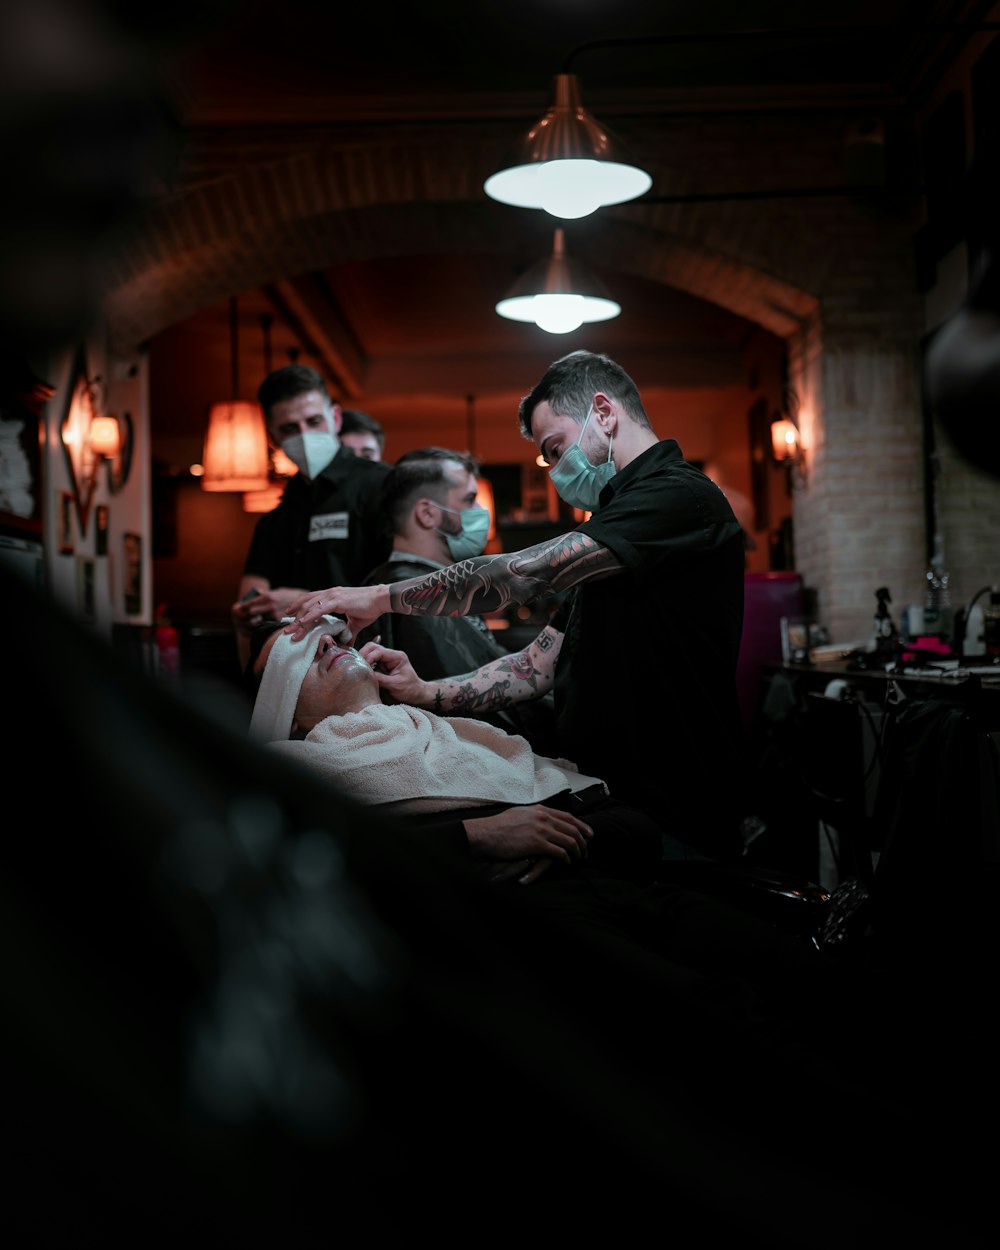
[551,439,746,858]
[242,447,391,590]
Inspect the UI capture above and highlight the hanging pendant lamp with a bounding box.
[202,296,271,492]
[484,73,651,219]
[496,229,621,334]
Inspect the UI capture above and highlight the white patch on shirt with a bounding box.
[309,511,349,542]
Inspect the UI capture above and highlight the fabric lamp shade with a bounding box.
[243,481,286,512]
[201,400,271,491]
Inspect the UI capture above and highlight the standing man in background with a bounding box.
[231,364,391,668]
[285,350,747,862]
[339,409,386,461]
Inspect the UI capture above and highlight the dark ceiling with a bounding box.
[164,0,979,116]
[138,0,990,460]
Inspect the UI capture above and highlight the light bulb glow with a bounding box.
[537,161,604,219]
[485,159,652,218]
[496,293,621,334]
[532,294,586,334]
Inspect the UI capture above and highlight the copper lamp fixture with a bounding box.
[495,229,620,334]
[484,72,651,219]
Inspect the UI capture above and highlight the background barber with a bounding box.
[231,363,391,668]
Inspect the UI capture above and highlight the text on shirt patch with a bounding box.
[309,512,349,542]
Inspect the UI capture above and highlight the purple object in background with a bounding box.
[736,572,804,733]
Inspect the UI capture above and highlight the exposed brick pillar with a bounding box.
[793,333,927,644]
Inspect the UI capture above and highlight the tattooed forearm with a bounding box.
[426,627,561,715]
[389,531,619,618]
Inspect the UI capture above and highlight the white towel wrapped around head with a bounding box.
[249,615,352,745]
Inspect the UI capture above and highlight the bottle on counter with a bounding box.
[872,586,898,662]
[923,538,952,640]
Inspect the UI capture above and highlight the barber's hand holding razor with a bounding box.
[357,641,431,704]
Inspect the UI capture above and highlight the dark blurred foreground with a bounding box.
[1,4,997,1242]
[3,560,997,1248]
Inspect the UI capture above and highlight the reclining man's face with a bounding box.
[256,628,377,733]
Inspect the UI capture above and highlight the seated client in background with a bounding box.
[357,446,557,754]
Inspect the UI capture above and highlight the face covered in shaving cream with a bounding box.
[255,626,379,735]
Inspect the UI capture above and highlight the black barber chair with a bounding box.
[652,673,882,946]
[655,858,831,942]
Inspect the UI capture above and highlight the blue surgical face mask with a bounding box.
[548,406,616,511]
[434,503,491,560]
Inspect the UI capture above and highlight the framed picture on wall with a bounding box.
[123,531,142,615]
[95,504,109,556]
[57,490,74,554]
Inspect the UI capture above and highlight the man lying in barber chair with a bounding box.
[248,616,834,999]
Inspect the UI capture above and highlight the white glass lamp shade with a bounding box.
[484,74,652,219]
[495,229,621,334]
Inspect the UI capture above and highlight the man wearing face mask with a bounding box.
[285,351,746,861]
[231,364,391,669]
[355,447,558,753]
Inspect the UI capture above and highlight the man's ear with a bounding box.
[593,392,616,432]
[413,496,439,530]
[330,403,343,433]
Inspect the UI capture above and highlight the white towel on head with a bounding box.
[249,615,351,744]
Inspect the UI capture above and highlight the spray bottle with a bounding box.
[872,586,898,662]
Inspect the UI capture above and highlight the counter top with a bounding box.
[762,654,1000,722]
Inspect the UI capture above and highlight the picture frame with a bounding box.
[95,503,109,556]
[58,490,75,554]
[123,531,142,615]
[780,616,810,665]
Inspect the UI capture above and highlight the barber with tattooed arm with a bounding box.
[285,350,746,862]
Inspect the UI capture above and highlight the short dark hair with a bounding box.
[380,447,479,529]
[257,364,332,418]
[340,408,385,450]
[518,350,651,439]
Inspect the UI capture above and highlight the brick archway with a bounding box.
[103,129,819,352]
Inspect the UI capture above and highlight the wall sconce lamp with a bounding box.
[484,72,651,219]
[202,296,271,492]
[496,228,621,334]
[770,418,799,463]
[89,415,121,458]
[770,415,808,487]
[60,350,134,534]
